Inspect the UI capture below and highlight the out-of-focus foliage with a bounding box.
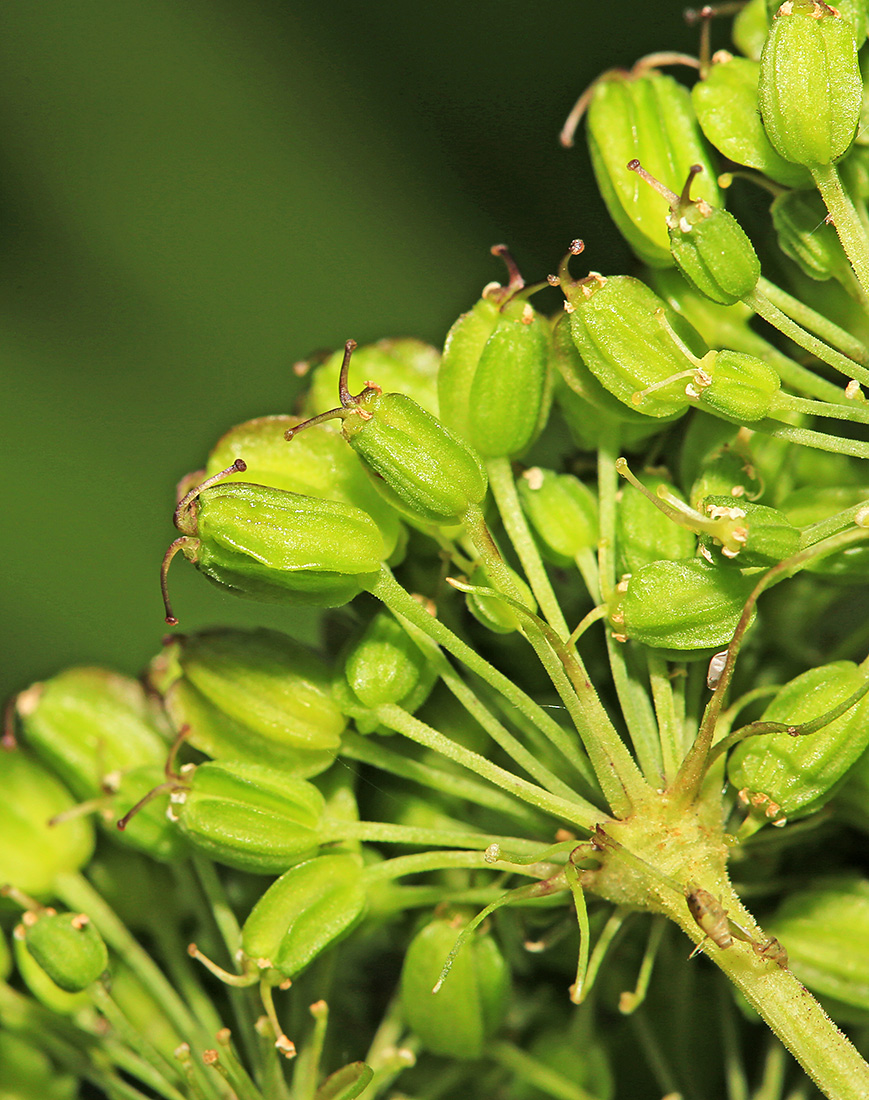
[0,1,691,700]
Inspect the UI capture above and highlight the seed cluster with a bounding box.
[4,3,869,1098]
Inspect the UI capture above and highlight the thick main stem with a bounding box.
[661,882,869,1100]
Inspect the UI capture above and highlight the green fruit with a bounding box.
[729,661,869,823]
[171,761,325,874]
[440,281,551,459]
[241,854,367,977]
[400,914,511,1059]
[613,558,757,650]
[585,70,720,267]
[22,909,108,993]
[153,628,345,775]
[759,0,862,168]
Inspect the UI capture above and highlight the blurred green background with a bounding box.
[0,1,699,698]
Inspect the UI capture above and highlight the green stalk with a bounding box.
[371,883,524,912]
[751,417,869,459]
[91,986,189,1100]
[389,613,593,799]
[370,566,622,813]
[596,438,662,782]
[746,289,869,389]
[0,981,160,1100]
[372,702,599,829]
[578,907,630,1003]
[754,1041,789,1100]
[370,566,582,766]
[646,652,681,783]
[488,1041,602,1100]
[290,1001,329,1100]
[798,497,869,550]
[812,161,869,306]
[361,847,556,884]
[478,679,602,797]
[764,346,858,404]
[618,915,666,1015]
[320,816,543,851]
[718,983,749,1100]
[190,855,260,1073]
[659,881,869,1100]
[574,547,601,602]
[461,506,650,816]
[772,390,869,426]
[150,924,224,1039]
[758,276,869,366]
[486,454,571,638]
[340,729,547,828]
[204,1035,263,1100]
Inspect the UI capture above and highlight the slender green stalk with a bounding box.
[747,289,869,389]
[763,345,858,404]
[371,566,636,814]
[631,1010,681,1098]
[190,855,260,1075]
[758,276,869,365]
[373,702,599,829]
[150,926,224,1039]
[476,678,601,796]
[773,390,869,426]
[208,1031,263,1100]
[464,502,652,815]
[618,915,666,1015]
[371,567,581,764]
[391,613,593,799]
[812,161,869,306]
[574,547,601,601]
[596,439,662,782]
[461,505,613,750]
[0,981,160,1100]
[190,856,241,961]
[91,987,188,1100]
[362,847,555,884]
[362,996,417,1097]
[487,454,571,638]
[488,1042,602,1100]
[752,417,869,459]
[564,854,590,1003]
[754,1040,790,1100]
[321,816,541,851]
[290,1002,329,1100]
[578,907,629,1003]
[371,883,524,912]
[718,983,749,1100]
[647,653,681,783]
[798,497,869,550]
[340,729,546,828]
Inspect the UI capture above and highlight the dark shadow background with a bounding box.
[0,1,704,698]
